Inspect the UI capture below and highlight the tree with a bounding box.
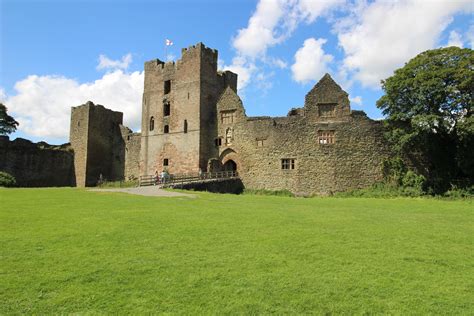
[376,47,473,193]
[0,103,19,135]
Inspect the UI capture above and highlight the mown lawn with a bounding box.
[0,188,473,314]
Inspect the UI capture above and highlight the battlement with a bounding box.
[144,42,218,74]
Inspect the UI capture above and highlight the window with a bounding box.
[163,102,170,116]
[256,139,264,147]
[164,80,171,94]
[215,138,222,146]
[281,159,295,170]
[318,130,335,144]
[184,120,188,133]
[149,117,155,131]
[318,104,336,117]
[164,125,169,133]
[221,110,235,124]
[163,159,169,166]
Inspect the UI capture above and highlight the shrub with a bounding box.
[97,180,138,188]
[0,171,16,187]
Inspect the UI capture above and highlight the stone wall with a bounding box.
[70,101,126,187]
[215,74,390,196]
[0,136,75,187]
[140,43,237,176]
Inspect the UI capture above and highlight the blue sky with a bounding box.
[1,0,472,144]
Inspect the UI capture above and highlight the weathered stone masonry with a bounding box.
[64,42,389,194]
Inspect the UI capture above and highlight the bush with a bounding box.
[443,186,474,199]
[0,171,16,187]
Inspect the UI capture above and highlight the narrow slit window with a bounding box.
[184,120,188,133]
[149,116,155,131]
[164,80,171,94]
[215,138,222,147]
[163,102,170,116]
[164,125,169,134]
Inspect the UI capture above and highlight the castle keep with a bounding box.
[67,42,389,195]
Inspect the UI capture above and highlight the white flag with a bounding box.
[166,39,173,46]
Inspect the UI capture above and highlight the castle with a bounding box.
[67,43,389,195]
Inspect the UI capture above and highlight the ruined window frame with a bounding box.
[318,130,335,144]
[149,116,155,131]
[215,137,222,147]
[256,139,265,147]
[281,159,295,170]
[221,110,235,124]
[164,80,171,95]
[163,102,171,117]
[318,103,336,118]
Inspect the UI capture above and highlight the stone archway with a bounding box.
[219,148,241,173]
[223,159,237,171]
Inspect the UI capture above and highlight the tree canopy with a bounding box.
[0,103,19,136]
[376,46,473,192]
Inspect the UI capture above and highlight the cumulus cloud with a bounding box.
[350,95,362,106]
[227,0,342,91]
[222,56,256,90]
[291,38,334,83]
[335,0,473,88]
[97,53,133,71]
[447,30,463,47]
[5,70,143,142]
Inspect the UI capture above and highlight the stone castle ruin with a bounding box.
[1,43,389,195]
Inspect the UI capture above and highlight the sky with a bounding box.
[1,0,473,144]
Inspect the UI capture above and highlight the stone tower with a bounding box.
[70,101,125,187]
[140,42,237,176]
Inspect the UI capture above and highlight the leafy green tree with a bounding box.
[0,103,19,135]
[377,47,473,193]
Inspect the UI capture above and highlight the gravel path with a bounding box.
[89,186,196,198]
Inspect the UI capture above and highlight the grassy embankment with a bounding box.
[1,188,473,314]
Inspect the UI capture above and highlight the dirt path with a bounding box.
[89,186,196,198]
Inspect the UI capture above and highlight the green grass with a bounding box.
[1,188,473,314]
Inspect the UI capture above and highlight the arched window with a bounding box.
[163,102,170,116]
[149,117,154,131]
[164,125,169,134]
[184,120,188,133]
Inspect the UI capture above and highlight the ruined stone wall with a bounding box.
[215,75,390,196]
[120,126,141,180]
[70,101,124,186]
[140,43,237,176]
[0,136,75,187]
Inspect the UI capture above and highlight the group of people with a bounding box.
[153,170,169,185]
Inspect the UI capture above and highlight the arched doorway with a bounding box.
[223,159,237,171]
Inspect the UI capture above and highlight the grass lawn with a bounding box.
[0,188,473,314]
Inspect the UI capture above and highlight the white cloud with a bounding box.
[5,70,143,142]
[97,53,133,71]
[350,95,362,106]
[447,30,463,47]
[222,56,256,90]
[233,0,287,59]
[291,38,334,83]
[335,0,473,88]
[233,0,343,59]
